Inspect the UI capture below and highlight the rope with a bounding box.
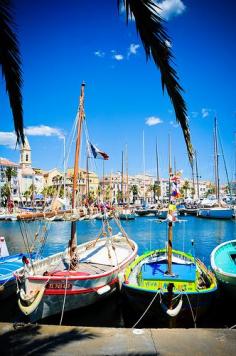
[132,290,161,329]
[184,291,197,328]
[59,276,68,325]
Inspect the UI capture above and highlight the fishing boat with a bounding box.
[210,240,236,296]
[15,83,138,322]
[119,208,136,220]
[122,217,217,325]
[198,119,233,220]
[122,142,217,326]
[0,237,35,300]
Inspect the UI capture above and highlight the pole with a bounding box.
[167,221,173,275]
[70,82,85,258]
[63,136,66,200]
[143,130,146,204]
[121,150,124,204]
[155,138,160,202]
[168,134,172,203]
[214,118,220,203]
[195,150,200,199]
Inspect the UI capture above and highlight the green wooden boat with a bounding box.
[211,240,236,296]
[122,247,217,323]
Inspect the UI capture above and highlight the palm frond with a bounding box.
[0,0,24,144]
[118,0,193,163]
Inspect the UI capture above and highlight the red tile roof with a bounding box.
[0,157,18,167]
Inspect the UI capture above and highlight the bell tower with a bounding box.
[20,136,32,169]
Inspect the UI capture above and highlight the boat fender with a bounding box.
[18,286,45,315]
[97,285,111,295]
[0,285,4,292]
[161,298,183,317]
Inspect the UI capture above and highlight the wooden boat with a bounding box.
[122,247,217,324]
[210,240,236,296]
[123,195,217,325]
[16,83,138,322]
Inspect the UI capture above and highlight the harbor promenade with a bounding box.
[0,322,235,355]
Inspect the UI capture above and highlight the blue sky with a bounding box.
[0,0,235,182]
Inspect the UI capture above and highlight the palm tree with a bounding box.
[1,1,192,160]
[130,184,138,203]
[0,0,24,143]
[119,0,193,162]
[182,180,190,198]
[5,166,17,200]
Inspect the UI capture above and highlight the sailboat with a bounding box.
[15,83,138,322]
[198,118,233,219]
[122,147,217,325]
[119,147,136,220]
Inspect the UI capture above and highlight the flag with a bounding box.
[89,142,109,160]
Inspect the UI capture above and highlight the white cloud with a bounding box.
[113,54,124,61]
[145,116,163,126]
[0,125,65,150]
[0,132,17,149]
[201,108,210,118]
[94,50,105,58]
[128,43,140,56]
[25,125,64,139]
[154,0,186,21]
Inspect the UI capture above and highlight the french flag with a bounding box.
[89,142,109,160]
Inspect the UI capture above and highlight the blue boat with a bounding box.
[211,240,236,296]
[0,253,36,300]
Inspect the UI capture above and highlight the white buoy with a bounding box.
[0,237,9,257]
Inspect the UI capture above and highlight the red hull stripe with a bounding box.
[44,277,118,295]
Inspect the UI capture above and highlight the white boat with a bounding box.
[16,83,138,322]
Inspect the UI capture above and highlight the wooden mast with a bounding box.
[195,150,200,199]
[70,82,85,258]
[121,150,124,204]
[167,133,173,275]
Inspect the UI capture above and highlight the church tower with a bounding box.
[20,136,32,169]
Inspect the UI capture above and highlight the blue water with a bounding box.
[1,216,235,267]
[1,216,236,327]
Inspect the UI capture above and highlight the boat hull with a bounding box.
[17,237,138,322]
[122,249,217,325]
[211,240,236,297]
[119,214,135,220]
[198,208,233,219]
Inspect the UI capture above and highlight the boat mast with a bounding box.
[195,150,200,199]
[155,137,160,203]
[167,133,173,275]
[214,118,220,204]
[70,82,85,257]
[121,150,124,204]
[125,144,129,206]
[143,130,146,204]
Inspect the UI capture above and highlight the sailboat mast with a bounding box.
[143,130,146,204]
[214,118,220,203]
[125,144,129,205]
[121,150,124,204]
[195,150,200,199]
[155,138,160,202]
[70,82,85,257]
[167,133,173,275]
[168,134,172,203]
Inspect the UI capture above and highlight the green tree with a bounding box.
[130,185,138,203]
[182,180,190,198]
[0,184,10,207]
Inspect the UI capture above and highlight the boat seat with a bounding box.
[141,262,196,282]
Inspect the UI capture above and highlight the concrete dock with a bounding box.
[0,322,235,355]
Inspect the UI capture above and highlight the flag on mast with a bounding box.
[89,142,109,160]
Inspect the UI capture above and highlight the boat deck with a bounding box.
[141,261,196,282]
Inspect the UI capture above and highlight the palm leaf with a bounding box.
[118,0,193,162]
[0,0,24,143]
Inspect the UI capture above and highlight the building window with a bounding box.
[26,154,29,162]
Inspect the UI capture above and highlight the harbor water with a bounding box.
[0,216,236,328]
